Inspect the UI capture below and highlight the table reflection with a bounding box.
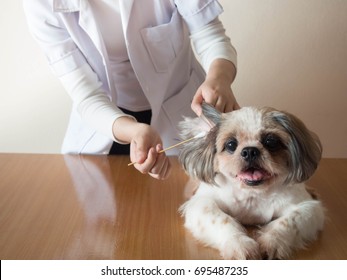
[62,155,117,259]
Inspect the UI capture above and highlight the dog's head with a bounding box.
[179,103,322,187]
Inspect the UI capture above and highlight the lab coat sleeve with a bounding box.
[23,0,134,144]
[190,18,237,73]
[58,64,136,144]
[174,0,223,32]
[23,0,86,77]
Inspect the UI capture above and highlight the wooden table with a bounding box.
[0,154,346,260]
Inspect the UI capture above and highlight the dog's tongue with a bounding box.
[238,168,270,181]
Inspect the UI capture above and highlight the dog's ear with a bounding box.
[201,102,222,126]
[270,110,322,183]
[178,103,222,184]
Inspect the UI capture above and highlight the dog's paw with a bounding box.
[220,235,260,260]
[256,228,294,259]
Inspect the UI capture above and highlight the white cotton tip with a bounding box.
[194,131,208,139]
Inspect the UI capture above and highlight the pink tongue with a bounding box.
[238,169,267,181]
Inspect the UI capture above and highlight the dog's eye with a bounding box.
[225,138,238,153]
[262,134,283,151]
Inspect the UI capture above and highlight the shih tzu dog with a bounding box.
[178,103,324,259]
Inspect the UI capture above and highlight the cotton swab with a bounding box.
[127,131,207,166]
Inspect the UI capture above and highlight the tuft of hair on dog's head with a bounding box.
[178,103,221,184]
[264,108,322,184]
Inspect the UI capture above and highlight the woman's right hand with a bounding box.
[113,117,171,180]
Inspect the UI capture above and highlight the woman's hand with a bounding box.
[113,117,171,180]
[129,123,171,180]
[191,59,240,116]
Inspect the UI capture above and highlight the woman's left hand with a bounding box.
[191,59,240,116]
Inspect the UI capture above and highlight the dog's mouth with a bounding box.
[237,167,273,186]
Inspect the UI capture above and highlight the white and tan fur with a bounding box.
[179,104,324,259]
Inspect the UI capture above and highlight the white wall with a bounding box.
[1,1,346,157]
[0,1,71,154]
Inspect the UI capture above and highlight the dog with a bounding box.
[178,103,324,259]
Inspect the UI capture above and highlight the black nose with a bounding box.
[241,147,260,162]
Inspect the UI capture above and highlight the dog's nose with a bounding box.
[241,147,260,162]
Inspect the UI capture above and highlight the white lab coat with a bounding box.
[23,0,224,155]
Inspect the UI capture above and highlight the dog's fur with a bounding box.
[178,103,324,259]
